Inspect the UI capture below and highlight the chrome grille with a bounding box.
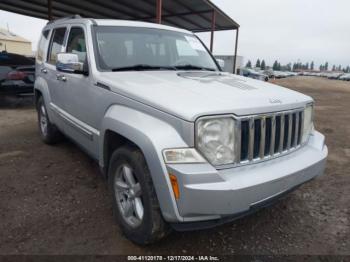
[236,109,304,165]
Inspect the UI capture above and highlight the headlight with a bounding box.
[301,104,314,143]
[196,117,235,165]
[163,148,206,164]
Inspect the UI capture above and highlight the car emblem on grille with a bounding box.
[269,98,282,104]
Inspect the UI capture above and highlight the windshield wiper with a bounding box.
[111,64,176,72]
[174,64,216,71]
[111,64,216,72]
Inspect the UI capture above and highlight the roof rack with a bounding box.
[46,14,82,24]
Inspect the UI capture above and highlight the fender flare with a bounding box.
[34,76,53,118]
[100,105,188,222]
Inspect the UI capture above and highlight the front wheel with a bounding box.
[108,146,170,245]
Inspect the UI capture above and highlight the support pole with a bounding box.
[210,10,216,52]
[156,0,162,24]
[47,0,52,20]
[233,28,239,74]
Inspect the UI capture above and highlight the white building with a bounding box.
[0,28,32,56]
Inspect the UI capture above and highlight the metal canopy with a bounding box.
[0,0,239,32]
[0,0,240,73]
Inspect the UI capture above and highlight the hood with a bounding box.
[98,71,312,122]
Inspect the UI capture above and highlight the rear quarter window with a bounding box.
[36,29,50,62]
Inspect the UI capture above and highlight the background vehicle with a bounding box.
[34,17,327,245]
[240,68,269,81]
[0,51,35,95]
[273,71,285,79]
[273,71,297,78]
[339,73,350,81]
[263,69,275,79]
[327,72,343,79]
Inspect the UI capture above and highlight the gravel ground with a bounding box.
[0,76,349,255]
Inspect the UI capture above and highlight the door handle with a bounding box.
[56,74,67,82]
[41,68,47,74]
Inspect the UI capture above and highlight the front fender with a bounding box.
[100,105,189,222]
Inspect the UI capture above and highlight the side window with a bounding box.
[47,27,67,65]
[37,30,50,62]
[66,27,87,63]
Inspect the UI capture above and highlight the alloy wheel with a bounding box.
[40,104,48,136]
[114,164,144,228]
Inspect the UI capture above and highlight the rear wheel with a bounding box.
[108,145,170,245]
[37,96,62,144]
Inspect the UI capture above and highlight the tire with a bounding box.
[37,96,62,144]
[108,145,170,245]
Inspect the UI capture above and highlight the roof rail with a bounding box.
[47,14,82,24]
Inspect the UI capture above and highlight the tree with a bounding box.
[286,63,292,71]
[305,62,309,70]
[310,61,314,70]
[325,62,329,71]
[245,60,252,68]
[319,64,324,71]
[272,60,278,71]
[277,62,281,71]
[347,66,350,73]
[337,65,342,71]
[261,60,266,70]
[256,59,261,68]
[332,65,336,71]
[292,63,297,71]
[295,62,302,70]
[294,63,298,70]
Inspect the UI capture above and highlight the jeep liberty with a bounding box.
[34,16,328,244]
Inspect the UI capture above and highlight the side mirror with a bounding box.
[216,59,225,68]
[56,53,87,74]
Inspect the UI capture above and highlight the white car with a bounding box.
[339,73,350,81]
[274,71,289,78]
[241,68,269,81]
[327,73,343,79]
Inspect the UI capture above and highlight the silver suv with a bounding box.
[34,16,328,245]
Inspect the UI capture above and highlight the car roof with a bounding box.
[44,18,192,35]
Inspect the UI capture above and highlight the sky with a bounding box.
[0,0,349,68]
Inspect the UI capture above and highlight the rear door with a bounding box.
[43,27,67,117]
[35,28,50,82]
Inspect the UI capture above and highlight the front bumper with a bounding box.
[166,131,327,225]
[170,183,302,231]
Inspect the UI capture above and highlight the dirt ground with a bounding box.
[0,76,349,255]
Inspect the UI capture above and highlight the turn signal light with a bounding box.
[169,174,180,199]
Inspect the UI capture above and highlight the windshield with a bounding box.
[93,26,219,71]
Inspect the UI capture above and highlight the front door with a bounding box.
[58,26,98,157]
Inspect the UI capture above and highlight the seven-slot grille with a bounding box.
[234,109,304,165]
